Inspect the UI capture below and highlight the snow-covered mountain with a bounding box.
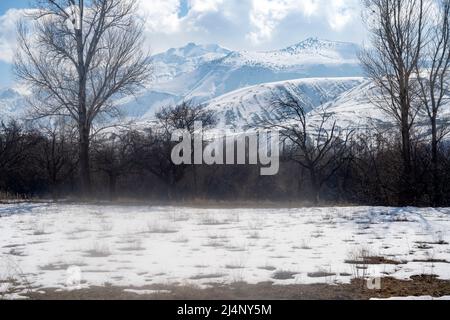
[120,37,364,117]
[205,77,366,131]
[151,43,231,83]
[1,38,365,125]
[307,81,391,130]
[307,79,450,134]
[153,38,362,100]
[219,38,360,71]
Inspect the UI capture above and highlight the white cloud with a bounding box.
[189,0,224,13]
[132,0,363,50]
[137,0,228,35]
[247,0,360,44]
[247,0,301,44]
[0,0,364,62]
[138,0,182,33]
[325,0,359,31]
[0,9,27,63]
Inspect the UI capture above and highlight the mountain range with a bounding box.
[121,37,365,122]
[1,37,399,131]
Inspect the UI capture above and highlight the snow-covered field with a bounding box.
[1,203,450,299]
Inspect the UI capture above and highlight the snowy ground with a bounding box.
[1,203,450,299]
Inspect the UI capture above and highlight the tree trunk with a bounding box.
[75,19,90,197]
[309,169,321,205]
[297,166,304,197]
[431,116,440,206]
[399,98,413,205]
[79,124,91,196]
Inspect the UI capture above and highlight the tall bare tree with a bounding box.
[416,0,450,205]
[155,102,217,196]
[92,130,135,200]
[360,0,426,204]
[258,88,354,204]
[35,118,78,198]
[14,0,151,195]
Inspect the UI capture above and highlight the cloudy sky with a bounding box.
[0,0,366,87]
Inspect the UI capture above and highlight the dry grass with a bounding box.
[22,275,450,300]
[198,215,229,226]
[145,223,178,234]
[84,244,112,258]
[258,265,277,271]
[203,239,226,248]
[346,248,406,265]
[307,271,336,278]
[345,256,406,265]
[118,240,145,252]
[189,273,226,280]
[412,259,449,264]
[272,270,298,280]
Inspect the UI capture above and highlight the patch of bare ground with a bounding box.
[24,275,450,300]
[345,256,406,265]
[272,271,298,280]
[415,240,449,245]
[189,274,226,280]
[412,259,449,264]
[307,271,336,278]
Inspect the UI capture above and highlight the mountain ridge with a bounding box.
[1,38,365,126]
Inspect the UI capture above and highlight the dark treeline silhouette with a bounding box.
[2,0,450,207]
[2,108,450,207]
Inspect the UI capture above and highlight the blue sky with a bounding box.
[178,0,189,17]
[0,0,28,13]
[0,62,11,87]
[0,0,28,86]
[0,0,365,88]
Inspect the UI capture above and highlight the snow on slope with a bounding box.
[171,38,363,102]
[205,77,366,131]
[308,79,450,132]
[0,38,365,123]
[116,90,180,118]
[109,39,364,120]
[151,43,231,83]
[308,81,390,131]
[220,38,360,70]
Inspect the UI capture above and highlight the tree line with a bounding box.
[2,98,450,207]
[1,0,450,206]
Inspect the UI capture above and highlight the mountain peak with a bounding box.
[150,43,232,83]
[283,37,358,54]
[159,43,230,59]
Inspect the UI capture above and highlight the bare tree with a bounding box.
[416,0,450,205]
[128,127,185,199]
[360,0,427,204]
[156,101,217,195]
[36,118,78,198]
[156,101,217,134]
[0,122,31,183]
[92,130,135,200]
[14,0,151,195]
[258,88,354,204]
[0,121,43,197]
